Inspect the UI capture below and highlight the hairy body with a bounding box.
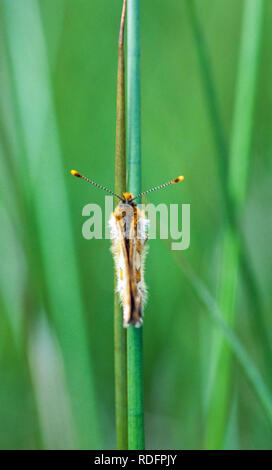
[110,197,148,327]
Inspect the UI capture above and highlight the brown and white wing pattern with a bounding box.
[109,208,131,326]
[109,205,148,327]
[129,207,148,325]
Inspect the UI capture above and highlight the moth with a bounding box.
[71,169,184,327]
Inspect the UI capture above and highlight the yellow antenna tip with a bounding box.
[173,175,184,183]
[71,169,81,177]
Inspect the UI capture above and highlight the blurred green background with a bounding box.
[0,0,272,450]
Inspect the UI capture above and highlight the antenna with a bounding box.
[132,176,184,201]
[71,170,123,200]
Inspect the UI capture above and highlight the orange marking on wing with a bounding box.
[120,268,123,280]
[133,207,138,230]
[136,269,141,283]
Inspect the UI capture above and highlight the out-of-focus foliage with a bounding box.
[0,0,271,449]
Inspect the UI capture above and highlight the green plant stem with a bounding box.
[114,0,128,450]
[204,0,264,449]
[127,0,145,450]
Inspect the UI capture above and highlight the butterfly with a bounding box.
[71,170,184,327]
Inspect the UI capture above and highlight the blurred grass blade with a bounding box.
[224,387,240,450]
[185,0,228,178]
[0,205,26,345]
[114,0,128,450]
[2,0,100,449]
[0,205,75,449]
[229,3,263,211]
[127,0,145,450]
[204,0,264,449]
[28,315,76,449]
[172,252,272,427]
[186,0,272,369]
[0,293,44,449]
